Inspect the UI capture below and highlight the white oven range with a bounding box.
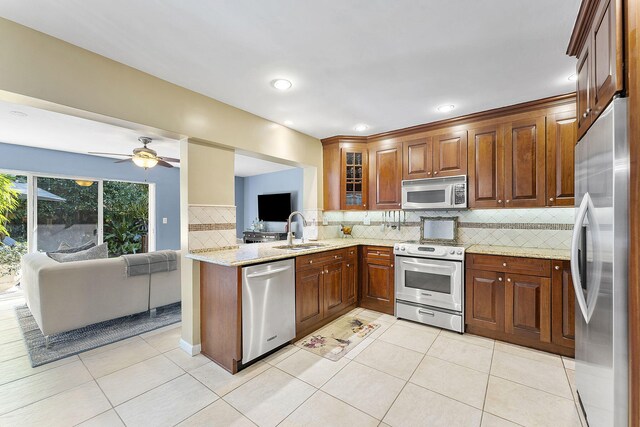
[394,241,465,333]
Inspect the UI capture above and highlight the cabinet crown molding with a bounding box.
[321,93,575,144]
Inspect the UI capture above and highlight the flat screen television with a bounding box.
[258,192,292,222]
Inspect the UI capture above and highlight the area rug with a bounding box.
[296,315,380,361]
[15,303,181,367]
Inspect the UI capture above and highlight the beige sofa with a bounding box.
[21,251,181,338]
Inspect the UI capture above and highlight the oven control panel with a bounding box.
[394,243,465,261]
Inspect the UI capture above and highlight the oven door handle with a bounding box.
[401,260,455,272]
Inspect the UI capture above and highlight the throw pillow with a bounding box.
[48,243,108,263]
[49,240,96,254]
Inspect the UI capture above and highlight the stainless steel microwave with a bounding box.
[401,175,467,210]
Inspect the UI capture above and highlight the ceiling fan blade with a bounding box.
[114,158,133,164]
[88,151,133,157]
[158,156,180,163]
[156,159,174,168]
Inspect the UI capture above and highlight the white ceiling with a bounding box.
[234,153,295,177]
[0,100,295,176]
[0,1,581,139]
[0,100,181,160]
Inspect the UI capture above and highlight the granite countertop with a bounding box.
[186,238,395,267]
[466,244,571,261]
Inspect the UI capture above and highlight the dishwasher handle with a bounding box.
[245,265,292,279]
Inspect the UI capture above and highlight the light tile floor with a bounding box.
[0,294,585,427]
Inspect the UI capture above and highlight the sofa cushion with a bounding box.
[48,243,108,263]
[49,240,96,254]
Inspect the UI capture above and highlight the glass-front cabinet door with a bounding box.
[340,144,368,210]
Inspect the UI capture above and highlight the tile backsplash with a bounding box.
[188,205,238,252]
[319,208,575,249]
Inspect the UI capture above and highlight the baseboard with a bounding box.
[179,339,202,356]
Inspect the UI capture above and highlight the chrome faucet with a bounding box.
[287,211,308,245]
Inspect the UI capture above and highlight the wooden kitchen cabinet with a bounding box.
[551,260,576,349]
[359,246,394,315]
[505,273,551,343]
[568,0,623,140]
[465,269,505,332]
[465,253,573,357]
[343,248,358,305]
[468,125,504,208]
[295,248,357,338]
[322,138,368,210]
[468,115,552,209]
[546,110,577,206]
[432,130,467,177]
[369,141,403,210]
[504,115,546,207]
[402,137,432,180]
[295,265,325,333]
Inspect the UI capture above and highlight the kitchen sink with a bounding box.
[273,243,329,251]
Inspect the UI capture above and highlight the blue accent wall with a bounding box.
[239,168,304,235]
[234,176,245,238]
[0,142,180,250]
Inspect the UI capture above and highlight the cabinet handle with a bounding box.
[390,264,394,268]
[325,270,329,273]
[506,200,510,204]
[498,199,502,203]
[321,271,323,275]
[427,172,432,175]
[507,278,512,282]
[334,255,339,259]
[434,171,439,175]
[502,262,507,267]
[555,265,561,270]
[498,277,503,282]
[364,204,367,207]
[309,260,313,264]
[549,197,554,202]
[347,264,350,267]
[582,108,592,118]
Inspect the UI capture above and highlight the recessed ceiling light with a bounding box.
[9,111,27,117]
[436,104,455,113]
[284,120,293,126]
[271,79,292,91]
[568,73,577,82]
[354,124,369,132]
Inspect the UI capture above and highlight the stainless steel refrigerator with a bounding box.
[572,97,628,426]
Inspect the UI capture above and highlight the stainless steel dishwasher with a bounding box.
[242,258,295,364]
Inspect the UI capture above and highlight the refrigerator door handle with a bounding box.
[571,193,591,322]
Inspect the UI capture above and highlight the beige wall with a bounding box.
[180,140,236,348]
[0,17,323,351]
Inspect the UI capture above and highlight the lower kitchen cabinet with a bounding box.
[551,260,576,349]
[465,269,505,332]
[295,248,357,338]
[359,246,395,315]
[465,253,573,357]
[505,273,551,343]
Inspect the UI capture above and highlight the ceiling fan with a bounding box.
[88,137,180,169]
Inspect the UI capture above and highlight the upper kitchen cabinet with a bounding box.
[568,0,623,140]
[468,125,504,208]
[402,137,432,180]
[546,110,577,206]
[369,140,403,210]
[504,116,546,208]
[322,138,368,210]
[432,130,468,177]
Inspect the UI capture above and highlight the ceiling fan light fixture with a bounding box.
[132,154,158,169]
[75,180,94,187]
